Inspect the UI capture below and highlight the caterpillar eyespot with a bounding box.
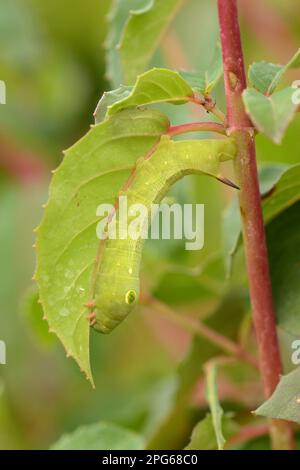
[125,290,137,305]
[91,136,236,334]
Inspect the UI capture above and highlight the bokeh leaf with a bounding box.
[249,48,300,95]
[179,43,223,95]
[50,421,144,450]
[105,0,146,87]
[119,0,184,84]
[255,367,300,424]
[35,108,169,384]
[266,201,300,336]
[243,87,299,144]
[185,413,238,450]
[185,414,217,450]
[153,255,225,305]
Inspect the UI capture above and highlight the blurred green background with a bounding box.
[0,0,299,449]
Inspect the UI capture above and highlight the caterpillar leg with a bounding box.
[86,311,97,326]
[85,299,96,309]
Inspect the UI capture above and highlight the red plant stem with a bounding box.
[217,0,294,450]
[168,122,226,137]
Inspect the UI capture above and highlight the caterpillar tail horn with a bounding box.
[216,174,240,190]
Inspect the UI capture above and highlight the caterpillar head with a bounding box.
[92,277,140,334]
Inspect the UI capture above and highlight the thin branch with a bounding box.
[190,93,226,123]
[168,121,226,137]
[204,355,238,375]
[142,295,258,370]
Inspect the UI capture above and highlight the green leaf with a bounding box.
[205,361,225,450]
[266,201,300,337]
[35,108,169,384]
[106,68,193,117]
[105,0,147,87]
[255,367,300,424]
[50,422,144,450]
[185,414,238,450]
[94,85,132,124]
[179,43,223,95]
[185,414,217,450]
[243,87,299,144]
[249,48,300,95]
[119,0,184,84]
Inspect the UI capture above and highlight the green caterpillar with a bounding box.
[89,136,236,333]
